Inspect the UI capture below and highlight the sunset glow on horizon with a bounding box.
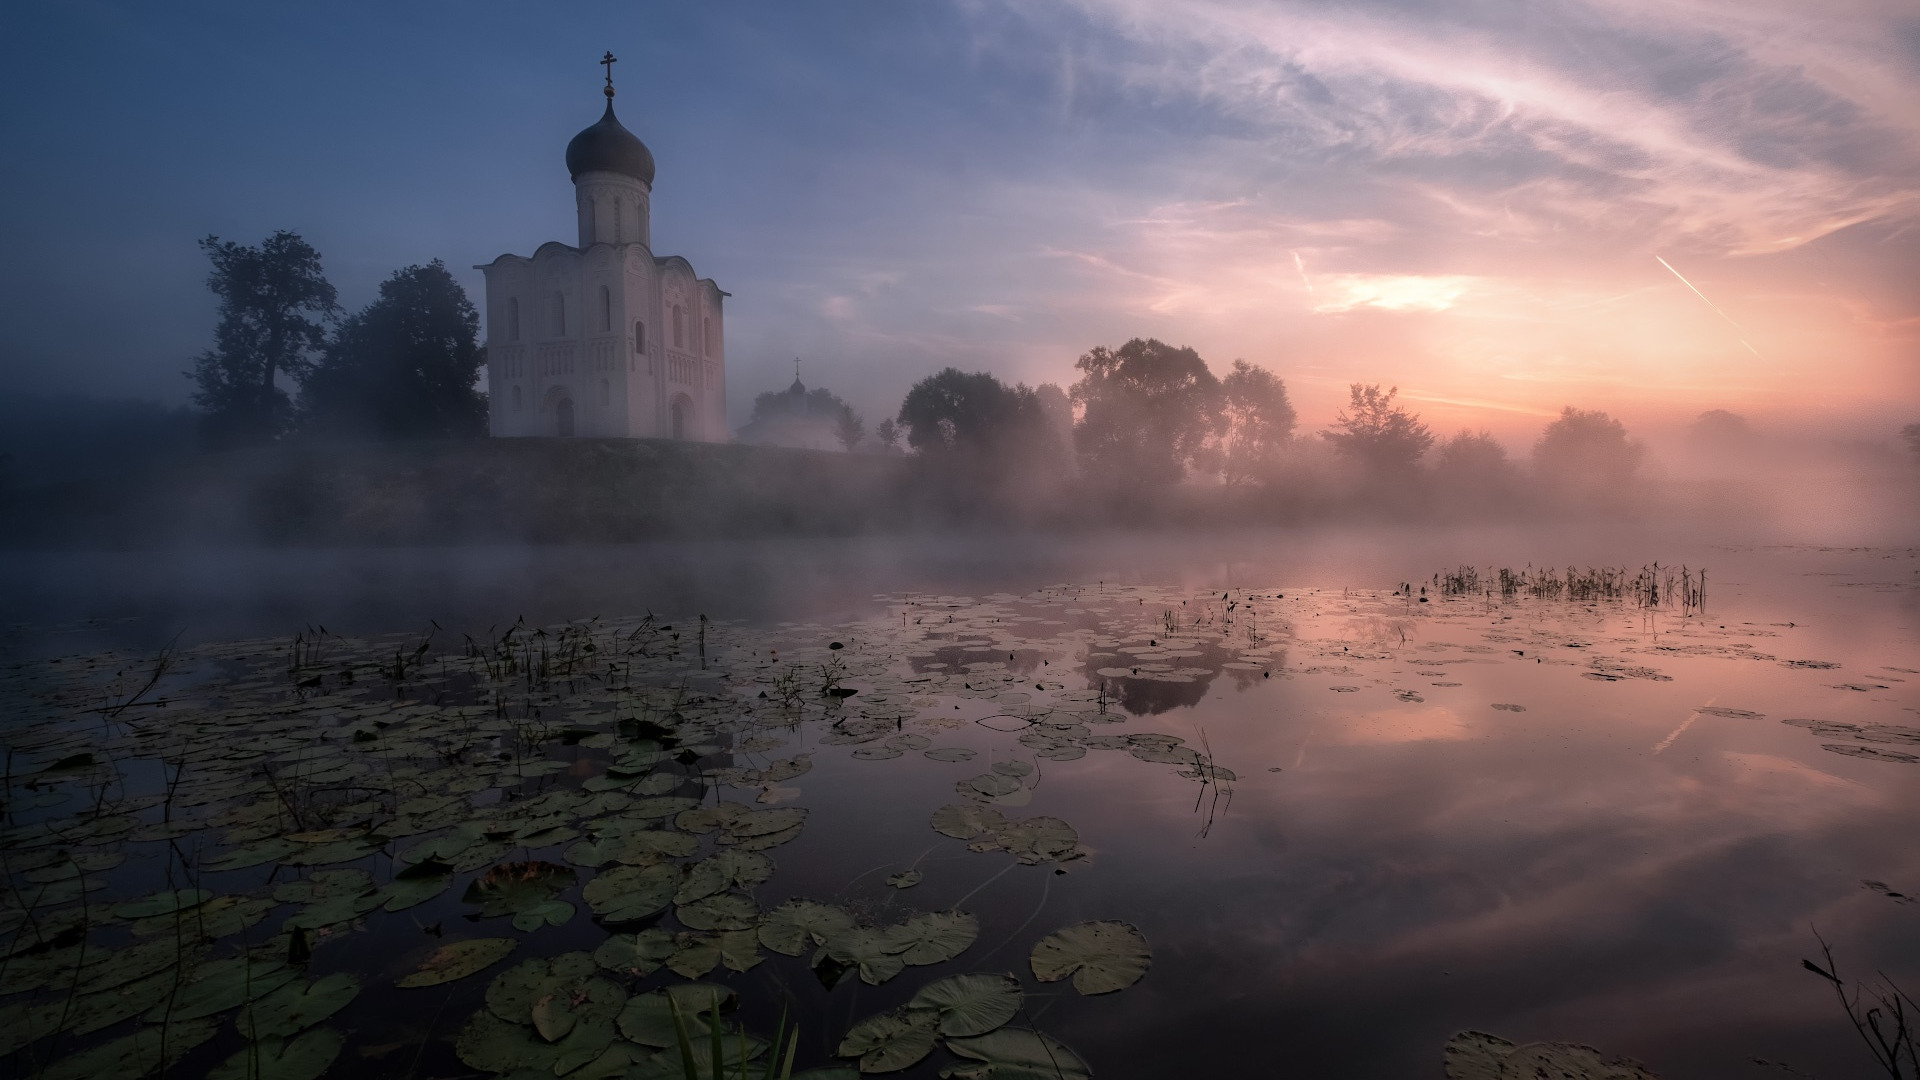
[2,0,1914,448]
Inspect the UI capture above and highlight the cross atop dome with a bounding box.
[601,51,617,98]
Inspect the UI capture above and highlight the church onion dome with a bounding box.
[566,101,655,186]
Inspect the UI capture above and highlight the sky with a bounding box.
[2,0,1916,446]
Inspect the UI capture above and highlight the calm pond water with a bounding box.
[2,529,1917,1079]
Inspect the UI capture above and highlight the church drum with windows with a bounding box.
[478,57,727,441]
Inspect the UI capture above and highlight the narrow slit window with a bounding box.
[634,320,646,354]
[507,298,520,342]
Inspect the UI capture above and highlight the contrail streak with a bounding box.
[1655,255,1761,358]
[1292,250,1314,295]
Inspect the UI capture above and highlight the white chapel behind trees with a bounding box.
[479,54,728,441]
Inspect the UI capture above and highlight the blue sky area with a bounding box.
[3,1,1915,437]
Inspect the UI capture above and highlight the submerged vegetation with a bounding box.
[1435,563,1708,613]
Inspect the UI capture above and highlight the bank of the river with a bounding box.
[2,438,923,547]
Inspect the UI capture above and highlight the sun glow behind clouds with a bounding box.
[1313,275,1473,314]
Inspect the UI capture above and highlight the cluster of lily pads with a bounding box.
[2,590,1231,1079]
[6,575,1889,1078]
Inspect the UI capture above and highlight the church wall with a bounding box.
[480,100,725,443]
[623,251,659,439]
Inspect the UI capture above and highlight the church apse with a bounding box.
[477,53,727,442]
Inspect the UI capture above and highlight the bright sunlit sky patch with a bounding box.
[2,0,1915,443]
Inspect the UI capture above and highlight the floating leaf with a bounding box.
[1030,920,1150,994]
[666,933,721,978]
[1441,1030,1661,1080]
[677,893,758,931]
[675,850,775,904]
[38,1016,219,1080]
[486,952,597,1023]
[513,898,576,931]
[759,900,855,956]
[584,863,679,923]
[886,870,922,889]
[616,985,732,1048]
[464,860,576,922]
[835,1008,938,1073]
[719,929,763,972]
[154,954,301,1020]
[943,1028,1090,1080]
[112,888,213,919]
[825,927,907,986]
[238,972,362,1040]
[272,869,374,905]
[594,928,677,977]
[907,973,1023,1036]
[207,1026,344,1080]
[133,894,274,941]
[455,1007,563,1074]
[924,748,977,763]
[886,912,975,967]
[931,804,1004,841]
[397,937,517,988]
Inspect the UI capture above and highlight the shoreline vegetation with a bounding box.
[0,433,1873,550]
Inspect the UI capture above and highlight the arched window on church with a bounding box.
[552,292,566,337]
[614,200,623,243]
[672,305,685,349]
[634,320,646,355]
[703,317,712,356]
[507,298,520,342]
[599,285,612,333]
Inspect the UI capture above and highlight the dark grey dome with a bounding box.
[566,101,655,186]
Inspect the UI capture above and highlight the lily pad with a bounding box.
[924,747,977,763]
[835,1008,938,1073]
[237,972,362,1040]
[397,937,518,988]
[893,911,978,965]
[455,1007,563,1074]
[677,893,759,931]
[39,1016,219,1080]
[1029,920,1150,994]
[584,863,679,923]
[886,870,922,889]
[825,927,907,986]
[907,972,1023,1036]
[617,985,733,1048]
[113,887,214,919]
[943,1028,1090,1080]
[594,928,677,977]
[463,860,577,923]
[1442,1030,1662,1079]
[666,932,722,978]
[207,1026,344,1080]
[675,850,775,904]
[154,953,301,1020]
[485,952,597,1023]
[759,900,856,956]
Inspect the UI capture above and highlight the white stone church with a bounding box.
[479,62,727,441]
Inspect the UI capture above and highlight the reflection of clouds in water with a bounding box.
[1327,704,1471,745]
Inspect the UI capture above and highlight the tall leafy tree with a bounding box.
[186,231,338,448]
[1533,407,1643,492]
[897,369,1039,456]
[301,261,486,439]
[1070,338,1224,486]
[1322,384,1433,476]
[1219,360,1296,487]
